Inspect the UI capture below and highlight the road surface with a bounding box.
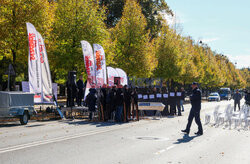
[0,100,249,164]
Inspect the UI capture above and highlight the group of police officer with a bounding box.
[135,86,186,116]
[86,84,188,122]
[67,75,203,135]
[86,85,139,122]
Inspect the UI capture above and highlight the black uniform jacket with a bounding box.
[190,87,201,111]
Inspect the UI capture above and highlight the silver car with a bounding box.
[208,92,220,102]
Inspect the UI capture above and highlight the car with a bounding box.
[208,92,220,102]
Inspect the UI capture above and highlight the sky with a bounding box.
[165,0,250,68]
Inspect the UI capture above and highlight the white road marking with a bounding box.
[155,145,176,155]
[166,145,176,150]
[0,125,132,154]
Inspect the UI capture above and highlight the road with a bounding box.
[0,100,249,164]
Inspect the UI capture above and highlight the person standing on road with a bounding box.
[181,82,203,135]
[245,90,250,105]
[85,87,97,121]
[76,75,85,106]
[180,87,185,112]
[176,87,182,116]
[115,86,124,122]
[124,85,131,121]
[233,89,242,111]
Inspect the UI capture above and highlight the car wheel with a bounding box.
[20,111,29,125]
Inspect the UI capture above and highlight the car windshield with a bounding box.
[210,93,218,96]
[219,89,230,94]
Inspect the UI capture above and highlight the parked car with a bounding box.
[0,91,35,125]
[208,92,220,102]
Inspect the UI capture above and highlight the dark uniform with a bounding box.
[66,80,77,107]
[131,87,139,120]
[76,79,85,106]
[161,87,169,116]
[233,91,242,111]
[124,86,131,121]
[169,89,176,116]
[100,87,107,121]
[115,88,124,122]
[85,88,97,120]
[176,89,182,116]
[182,83,203,135]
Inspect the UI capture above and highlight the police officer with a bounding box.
[124,85,131,121]
[85,87,97,121]
[100,84,107,121]
[181,82,203,135]
[131,86,139,120]
[76,75,85,106]
[233,89,242,111]
[161,87,169,116]
[169,88,176,116]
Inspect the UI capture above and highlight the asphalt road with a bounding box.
[0,100,249,164]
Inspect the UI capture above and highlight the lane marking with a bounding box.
[155,145,176,155]
[0,125,134,154]
[0,120,156,154]
[166,145,176,150]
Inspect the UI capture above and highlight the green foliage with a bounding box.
[0,0,247,90]
[0,0,55,84]
[50,0,109,84]
[100,0,173,39]
[111,0,157,77]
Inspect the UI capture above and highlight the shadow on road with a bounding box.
[173,134,199,144]
[65,120,125,127]
[0,123,45,128]
[0,123,21,128]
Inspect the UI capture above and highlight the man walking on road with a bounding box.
[181,82,203,135]
[233,89,242,111]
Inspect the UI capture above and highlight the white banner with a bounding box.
[107,67,119,86]
[93,44,107,87]
[115,68,128,86]
[26,22,42,103]
[81,40,96,86]
[37,32,53,102]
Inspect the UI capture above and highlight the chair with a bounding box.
[217,104,231,126]
[225,105,233,128]
[241,104,250,130]
[205,105,220,125]
[231,105,246,129]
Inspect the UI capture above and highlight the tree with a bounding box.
[0,0,55,86]
[138,0,173,39]
[51,0,110,84]
[99,0,125,27]
[154,25,181,83]
[100,0,173,39]
[111,0,157,77]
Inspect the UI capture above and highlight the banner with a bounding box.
[37,32,53,102]
[93,44,107,87]
[116,68,128,86]
[81,40,96,86]
[107,67,119,86]
[26,22,42,103]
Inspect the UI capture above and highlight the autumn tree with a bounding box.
[111,0,157,77]
[0,0,55,87]
[51,0,111,84]
[154,24,182,85]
